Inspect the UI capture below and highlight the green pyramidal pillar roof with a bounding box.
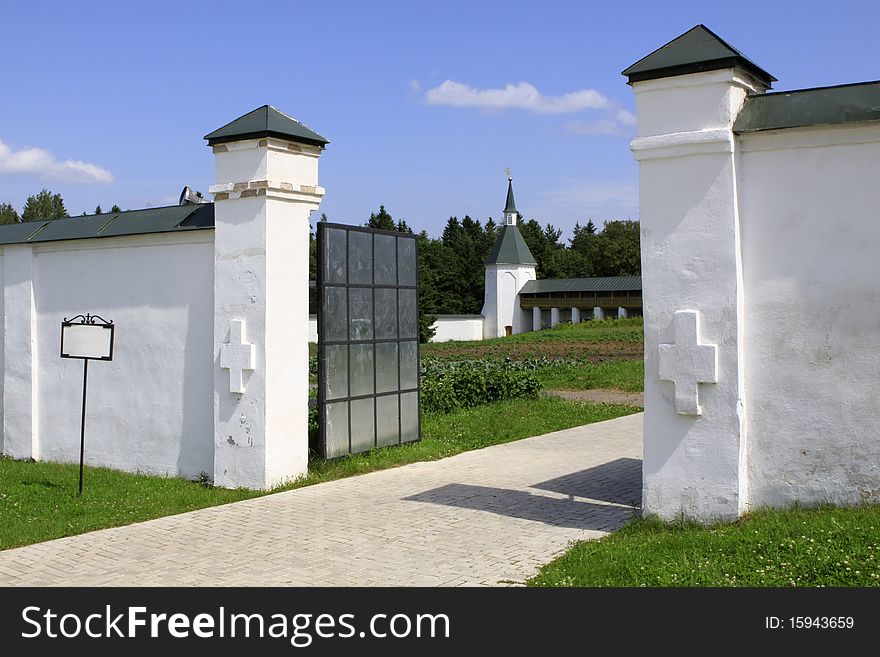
[204,105,329,147]
[485,225,536,265]
[622,24,775,86]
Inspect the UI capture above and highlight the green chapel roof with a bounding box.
[622,24,775,86]
[204,105,329,147]
[485,225,537,265]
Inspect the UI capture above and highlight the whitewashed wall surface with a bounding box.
[2,232,215,478]
[430,315,484,342]
[631,26,880,521]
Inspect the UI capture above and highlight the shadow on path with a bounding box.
[531,457,642,506]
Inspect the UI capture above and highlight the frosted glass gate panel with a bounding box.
[317,223,421,458]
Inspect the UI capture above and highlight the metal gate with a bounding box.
[316,222,421,458]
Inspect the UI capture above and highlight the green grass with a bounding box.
[536,359,644,392]
[0,397,638,550]
[0,460,259,551]
[528,505,880,587]
[422,318,643,353]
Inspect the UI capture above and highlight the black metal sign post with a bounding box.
[60,314,115,496]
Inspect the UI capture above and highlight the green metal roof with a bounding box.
[734,80,880,133]
[484,225,536,265]
[0,204,214,246]
[204,105,329,147]
[622,24,775,86]
[503,178,517,214]
[520,276,642,294]
[434,314,484,320]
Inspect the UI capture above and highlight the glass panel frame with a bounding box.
[318,223,421,459]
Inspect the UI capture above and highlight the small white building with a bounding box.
[480,177,537,338]
[430,178,643,341]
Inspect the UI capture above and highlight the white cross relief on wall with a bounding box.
[658,310,718,416]
[220,319,255,394]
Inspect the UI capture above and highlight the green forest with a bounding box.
[310,205,641,340]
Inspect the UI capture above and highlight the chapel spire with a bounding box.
[485,174,536,265]
[504,175,517,218]
[503,171,518,226]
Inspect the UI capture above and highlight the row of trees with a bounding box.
[363,205,639,316]
[310,206,641,340]
[0,189,122,224]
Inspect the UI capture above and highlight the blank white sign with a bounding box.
[62,324,113,359]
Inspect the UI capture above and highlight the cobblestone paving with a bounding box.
[0,413,643,586]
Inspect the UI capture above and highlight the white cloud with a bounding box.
[566,108,637,136]
[615,109,637,126]
[566,119,622,135]
[406,79,422,101]
[0,139,113,183]
[424,80,610,114]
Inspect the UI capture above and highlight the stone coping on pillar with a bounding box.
[211,137,323,157]
[631,128,735,161]
[209,180,325,203]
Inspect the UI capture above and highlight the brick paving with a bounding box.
[0,413,643,586]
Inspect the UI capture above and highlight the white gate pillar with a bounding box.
[532,306,541,331]
[571,307,581,324]
[207,106,328,489]
[625,26,773,520]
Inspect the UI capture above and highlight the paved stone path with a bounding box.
[0,413,643,587]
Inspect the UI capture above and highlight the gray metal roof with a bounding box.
[0,204,214,246]
[734,80,880,133]
[434,314,484,320]
[484,225,536,265]
[623,24,775,86]
[204,105,329,147]
[520,276,642,294]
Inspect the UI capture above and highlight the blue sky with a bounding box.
[1,0,878,240]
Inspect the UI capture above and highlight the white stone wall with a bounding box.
[0,114,321,490]
[739,123,880,508]
[633,64,880,521]
[430,315,484,342]
[1,232,215,477]
[0,253,4,454]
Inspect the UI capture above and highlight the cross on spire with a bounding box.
[220,319,256,394]
[658,310,718,415]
